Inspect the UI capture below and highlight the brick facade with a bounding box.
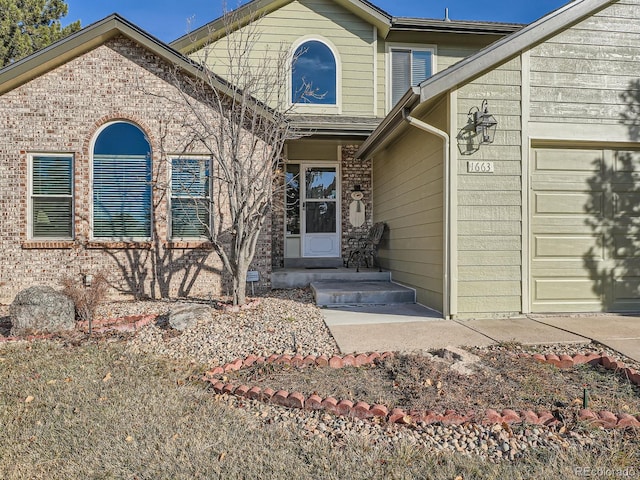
[0,36,272,303]
[270,145,372,269]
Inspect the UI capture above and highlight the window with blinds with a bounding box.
[92,122,152,239]
[390,48,434,107]
[30,154,73,239]
[171,157,211,238]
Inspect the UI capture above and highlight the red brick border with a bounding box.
[203,351,640,429]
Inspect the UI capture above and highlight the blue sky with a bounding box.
[64,0,570,42]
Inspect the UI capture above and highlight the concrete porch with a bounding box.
[271,266,417,307]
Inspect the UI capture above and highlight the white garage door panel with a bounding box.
[531,147,640,313]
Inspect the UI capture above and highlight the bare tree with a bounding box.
[160,8,312,306]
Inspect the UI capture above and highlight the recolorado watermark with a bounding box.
[574,467,637,478]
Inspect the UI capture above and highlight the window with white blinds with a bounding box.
[30,154,73,239]
[170,157,211,238]
[92,122,152,239]
[390,48,434,107]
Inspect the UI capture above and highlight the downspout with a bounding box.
[402,109,452,320]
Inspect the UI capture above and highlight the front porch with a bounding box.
[271,266,416,307]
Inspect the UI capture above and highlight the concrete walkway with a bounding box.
[322,305,640,361]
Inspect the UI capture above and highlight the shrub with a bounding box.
[60,272,109,334]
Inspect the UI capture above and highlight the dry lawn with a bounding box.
[0,340,638,479]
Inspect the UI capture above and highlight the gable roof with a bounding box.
[0,14,224,97]
[357,0,617,159]
[171,0,392,53]
[171,0,522,54]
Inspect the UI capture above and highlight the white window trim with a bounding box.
[168,155,213,240]
[385,43,437,113]
[89,120,153,242]
[288,35,342,115]
[28,152,75,240]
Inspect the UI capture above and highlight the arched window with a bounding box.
[291,40,337,105]
[92,122,152,238]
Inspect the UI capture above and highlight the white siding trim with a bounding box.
[530,122,633,144]
[385,42,437,114]
[373,26,378,117]
[448,89,459,318]
[521,51,531,314]
[288,35,343,115]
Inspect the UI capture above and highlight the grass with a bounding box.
[1,340,639,479]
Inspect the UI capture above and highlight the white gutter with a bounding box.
[402,109,452,319]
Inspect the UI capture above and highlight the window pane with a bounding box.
[411,50,432,86]
[171,158,210,238]
[292,40,337,105]
[172,158,209,196]
[305,202,336,234]
[171,198,209,237]
[31,155,73,239]
[305,168,336,199]
[93,123,152,238]
[93,154,151,238]
[391,49,411,106]
[32,197,72,238]
[285,164,300,235]
[33,155,72,195]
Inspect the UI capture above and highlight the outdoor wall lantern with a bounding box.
[470,99,498,145]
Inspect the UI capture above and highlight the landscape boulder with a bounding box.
[169,302,212,331]
[10,286,75,335]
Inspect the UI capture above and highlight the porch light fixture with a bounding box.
[470,99,497,145]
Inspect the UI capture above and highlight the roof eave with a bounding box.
[170,0,392,53]
[419,0,616,103]
[355,87,421,159]
[390,17,523,35]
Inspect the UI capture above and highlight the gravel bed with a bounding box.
[124,289,339,366]
[216,391,606,462]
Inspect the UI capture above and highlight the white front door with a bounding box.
[301,164,340,257]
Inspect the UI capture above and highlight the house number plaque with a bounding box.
[467,161,494,173]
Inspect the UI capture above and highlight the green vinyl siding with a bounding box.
[455,57,523,317]
[530,0,640,125]
[371,101,446,312]
[196,0,376,116]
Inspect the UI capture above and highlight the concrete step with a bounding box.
[311,281,415,306]
[283,257,344,268]
[272,268,390,289]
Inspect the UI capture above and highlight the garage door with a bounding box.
[531,147,640,313]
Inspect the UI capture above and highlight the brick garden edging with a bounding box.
[0,314,157,342]
[203,351,640,429]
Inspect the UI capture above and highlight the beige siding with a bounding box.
[455,57,523,317]
[530,0,640,125]
[371,102,446,311]
[194,0,376,116]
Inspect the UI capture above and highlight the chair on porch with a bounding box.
[345,222,386,272]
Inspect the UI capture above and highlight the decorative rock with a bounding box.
[10,286,75,335]
[168,302,212,331]
[243,355,259,367]
[355,354,369,366]
[286,392,305,409]
[234,385,250,397]
[246,386,262,400]
[352,401,372,419]
[342,354,356,367]
[315,355,329,367]
[272,390,289,406]
[305,394,323,410]
[321,397,339,414]
[336,400,354,416]
[578,409,598,422]
[328,356,344,369]
[616,413,640,428]
[501,409,521,423]
[369,404,388,418]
